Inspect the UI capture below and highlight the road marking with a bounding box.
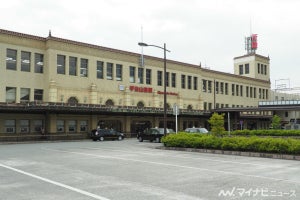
[80,147,296,169]
[44,148,300,184]
[0,163,110,200]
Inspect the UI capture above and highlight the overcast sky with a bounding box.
[1,0,300,89]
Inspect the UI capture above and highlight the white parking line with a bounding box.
[0,163,110,200]
[81,147,296,169]
[44,148,300,184]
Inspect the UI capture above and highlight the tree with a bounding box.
[208,112,225,136]
[271,114,281,129]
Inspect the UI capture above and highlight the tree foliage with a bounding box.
[208,112,225,136]
[271,114,281,130]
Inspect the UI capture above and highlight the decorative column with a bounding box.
[124,87,131,106]
[90,83,97,104]
[49,80,57,102]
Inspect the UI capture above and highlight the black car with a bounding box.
[91,128,125,141]
[137,128,174,143]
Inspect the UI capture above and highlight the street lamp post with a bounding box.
[138,42,170,136]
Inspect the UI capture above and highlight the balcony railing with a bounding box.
[0,101,210,116]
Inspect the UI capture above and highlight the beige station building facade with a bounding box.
[0,29,272,139]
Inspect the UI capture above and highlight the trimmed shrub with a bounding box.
[162,133,300,155]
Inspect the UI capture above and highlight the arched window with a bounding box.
[187,104,193,110]
[137,101,145,108]
[105,99,114,107]
[166,103,171,109]
[67,97,79,105]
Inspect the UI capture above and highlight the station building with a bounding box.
[0,29,271,139]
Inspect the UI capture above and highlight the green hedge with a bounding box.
[230,129,300,136]
[162,133,300,154]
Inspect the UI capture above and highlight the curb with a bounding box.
[157,146,300,161]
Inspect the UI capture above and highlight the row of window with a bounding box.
[202,80,269,99]
[6,49,44,73]
[3,119,88,133]
[238,63,268,75]
[5,49,268,96]
[257,63,267,75]
[4,119,43,133]
[6,87,43,103]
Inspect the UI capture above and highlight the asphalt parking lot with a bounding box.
[0,139,299,200]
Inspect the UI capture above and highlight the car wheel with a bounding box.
[138,136,143,142]
[155,137,161,143]
[99,136,104,141]
[92,139,97,141]
[118,136,123,141]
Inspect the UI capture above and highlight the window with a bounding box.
[202,80,207,92]
[181,75,186,89]
[80,121,88,132]
[20,120,30,133]
[21,51,31,72]
[96,61,104,79]
[232,84,235,96]
[33,120,43,132]
[254,88,257,98]
[215,81,219,94]
[250,87,253,98]
[34,53,44,73]
[246,86,249,97]
[69,57,77,76]
[157,71,162,86]
[239,65,243,75]
[68,120,77,132]
[264,65,267,75]
[225,83,228,95]
[208,81,212,93]
[5,120,16,133]
[34,89,43,101]
[20,88,30,103]
[146,69,151,84]
[245,63,249,74]
[266,89,268,99]
[187,76,192,89]
[240,85,243,97]
[130,66,135,83]
[166,72,170,87]
[203,102,207,110]
[220,82,224,94]
[6,49,17,70]
[57,55,66,74]
[259,88,262,99]
[236,85,239,96]
[106,62,113,80]
[171,73,176,88]
[257,63,260,74]
[6,87,16,103]
[57,120,65,132]
[193,77,198,90]
[116,64,122,81]
[80,58,88,77]
[138,68,143,84]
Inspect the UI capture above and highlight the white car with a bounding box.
[185,127,209,134]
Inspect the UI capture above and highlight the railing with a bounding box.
[259,100,300,106]
[0,101,210,116]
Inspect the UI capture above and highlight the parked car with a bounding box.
[91,128,125,141]
[137,128,175,143]
[185,127,209,134]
